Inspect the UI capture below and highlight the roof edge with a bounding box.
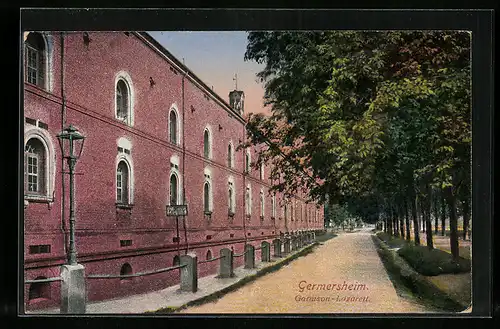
[135,31,246,123]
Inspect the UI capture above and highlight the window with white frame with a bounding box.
[169,109,178,145]
[24,128,56,201]
[169,174,179,205]
[260,190,265,218]
[271,194,276,218]
[228,178,235,214]
[204,182,211,212]
[227,142,234,168]
[116,161,129,204]
[245,185,252,216]
[115,72,134,126]
[24,32,46,88]
[169,155,181,205]
[25,139,45,195]
[203,128,212,159]
[116,80,129,122]
[203,167,213,213]
[116,138,133,205]
[245,150,251,173]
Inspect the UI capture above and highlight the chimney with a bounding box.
[229,90,245,115]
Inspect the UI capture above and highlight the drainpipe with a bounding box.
[181,61,189,255]
[242,120,248,246]
[60,32,68,260]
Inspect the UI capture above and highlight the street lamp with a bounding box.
[57,125,85,265]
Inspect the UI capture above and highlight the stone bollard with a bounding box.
[180,253,198,292]
[60,264,86,314]
[219,248,234,278]
[273,239,282,258]
[261,241,271,262]
[244,244,255,269]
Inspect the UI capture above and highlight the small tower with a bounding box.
[229,73,244,115]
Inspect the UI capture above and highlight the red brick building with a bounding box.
[23,31,324,310]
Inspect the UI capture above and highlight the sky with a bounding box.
[148,31,269,115]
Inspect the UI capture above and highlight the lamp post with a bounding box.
[57,125,85,265]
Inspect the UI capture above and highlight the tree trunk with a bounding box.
[420,197,426,233]
[446,188,460,261]
[433,190,439,234]
[440,193,446,236]
[462,197,470,241]
[404,198,411,241]
[424,187,433,249]
[411,195,420,246]
[393,204,399,237]
[399,202,405,239]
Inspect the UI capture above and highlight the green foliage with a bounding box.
[326,203,352,226]
[243,31,471,244]
[397,245,471,276]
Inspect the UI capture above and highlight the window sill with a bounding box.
[204,211,213,216]
[28,297,50,305]
[24,195,54,204]
[115,117,132,127]
[228,212,235,217]
[271,217,276,221]
[24,81,47,92]
[260,216,265,220]
[116,203,134,210]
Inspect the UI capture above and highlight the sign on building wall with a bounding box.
[166,205,188,217]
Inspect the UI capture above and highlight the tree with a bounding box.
[243,31,470,259]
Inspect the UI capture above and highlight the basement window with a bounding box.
[120,240,132,247]
[29,244,51,254]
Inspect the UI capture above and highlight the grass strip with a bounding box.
[372,234,466,313]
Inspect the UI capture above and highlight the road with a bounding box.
[179,227,432,313]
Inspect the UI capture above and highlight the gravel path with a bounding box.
[179,228,431,313]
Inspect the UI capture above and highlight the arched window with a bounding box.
[260,190,265,217]
[245,151,251,173]
[206,250,212,260]
[173,255,180,266]
[24,33,46,88]
[120,263,133,281]
[169,110,178,145]
[169,174,178,205]
[245,185,252,216]
[25,138,46,195]
[203,129,211,159]
[28,276,50,300]
[227,143,234,168]
[116,161,129,204]
[271,195,276,218]
[228,186,234,214]
[116,79,129,122]
[204,182,211,212]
